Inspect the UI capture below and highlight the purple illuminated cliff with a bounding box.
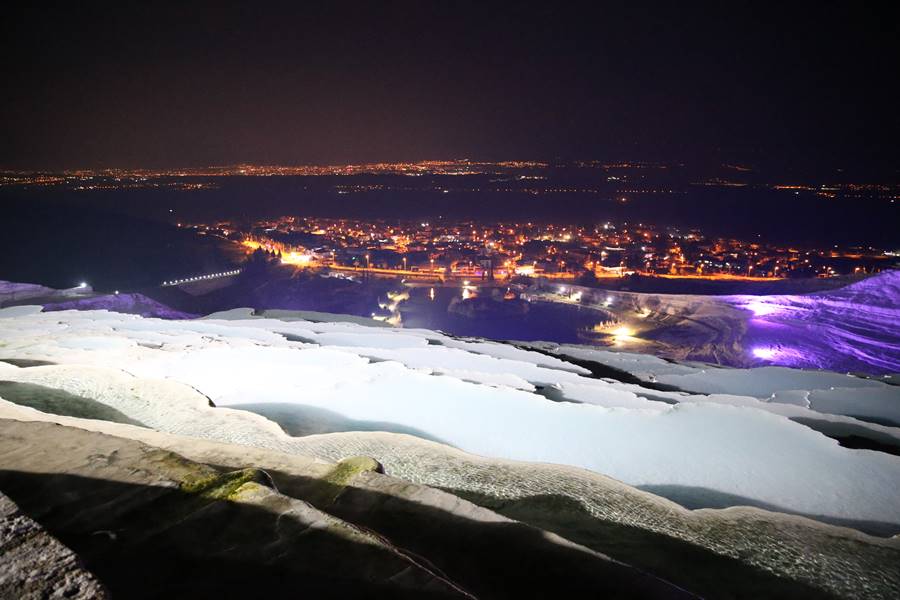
[728,269,900,374]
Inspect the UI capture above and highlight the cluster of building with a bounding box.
[188,217,895,282]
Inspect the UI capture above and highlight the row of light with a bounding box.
[162,270,241,286]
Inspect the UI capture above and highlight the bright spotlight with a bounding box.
[752,347,778,360]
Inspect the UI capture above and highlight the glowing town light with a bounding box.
[78,282,87,288]
[612,326,634,338]
[558,286,567,294]
[571,291,582,302]
[281,251,313,265]
[515,264,535,275]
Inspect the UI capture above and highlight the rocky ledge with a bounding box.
[0,418,696,599]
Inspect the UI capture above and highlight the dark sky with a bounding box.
[2,1,897,173]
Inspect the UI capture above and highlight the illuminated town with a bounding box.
[184,215,895,284]
[16,160,886,286]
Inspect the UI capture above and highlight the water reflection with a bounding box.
[373,289,409,326]
[398,285,618,345]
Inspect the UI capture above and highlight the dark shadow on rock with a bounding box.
[254,469,696,600]
[514,343,687,392]
[840,413,900,429]
[634,391,681,405]
[441,489,839,600]
[0,470,464,599]
[0,358,57,368]
[0,381,146,428]
[278,332,318,344]
[0,466,700,600]
[533,385,582,404]
[228,402,451,445]
[831,434,900,456]
[790,416,900,457]
[0,416,862,600]
[636,484,900,537]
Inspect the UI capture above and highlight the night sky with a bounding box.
[2,1,897,174]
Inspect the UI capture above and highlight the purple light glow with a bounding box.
[749,345,806,363]
[744,301,783,317]
[752,347,779,360]
[728,270,900,374]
